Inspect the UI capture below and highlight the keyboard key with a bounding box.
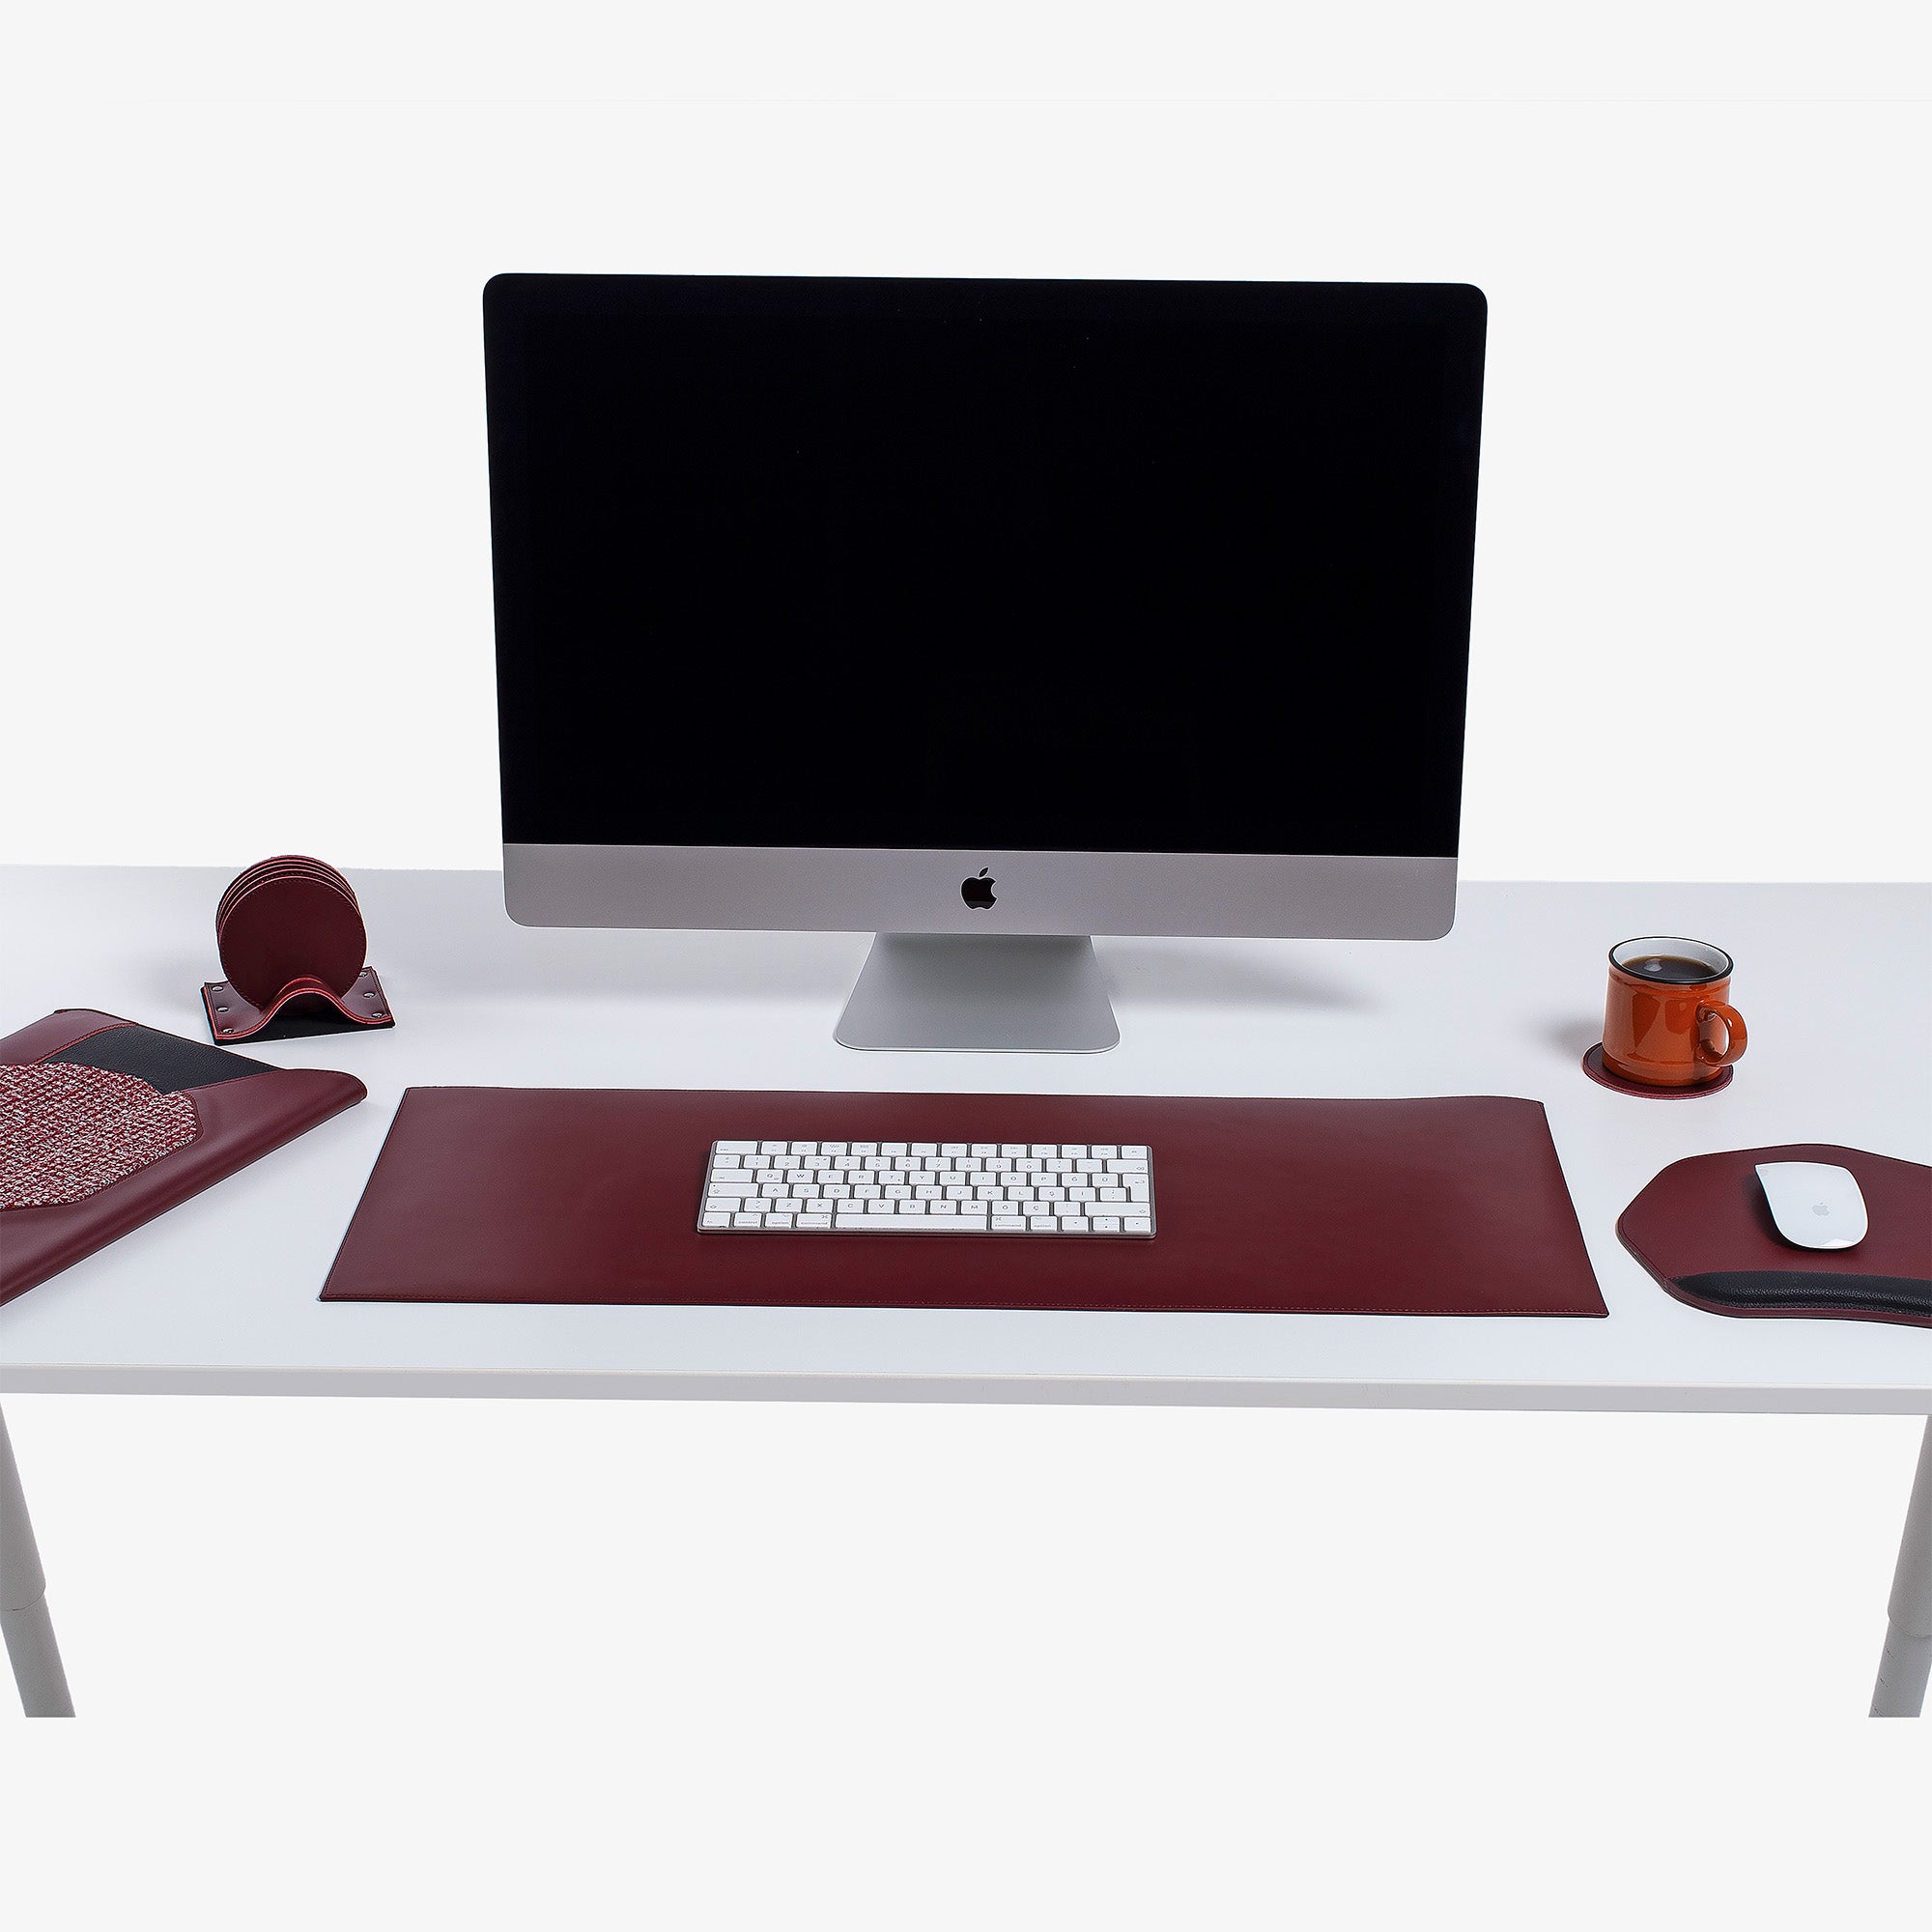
[702,1137,1153,1236]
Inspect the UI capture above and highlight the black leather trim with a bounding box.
[47,1024,272,1094]
[1675,1270,1932,1320]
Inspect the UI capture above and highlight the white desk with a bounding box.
[2,867,1928,1713]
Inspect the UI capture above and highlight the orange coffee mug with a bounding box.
[1602,936,1747,1090]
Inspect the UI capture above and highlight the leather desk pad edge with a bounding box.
[321,1086,1609,1318]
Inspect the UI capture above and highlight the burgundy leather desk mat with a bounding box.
[1619,1144,1932,1328]
[2,1009,365,1306]
[321,1088,1607,1317]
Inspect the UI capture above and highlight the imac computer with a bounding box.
[484,273,1486,1051]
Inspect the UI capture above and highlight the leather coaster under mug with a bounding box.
[202,856,394,1043]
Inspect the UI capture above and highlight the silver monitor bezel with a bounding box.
[504,844,1456,940]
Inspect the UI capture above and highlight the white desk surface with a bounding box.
[1,867,1926,1413]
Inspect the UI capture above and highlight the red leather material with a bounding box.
[217,871,366,1005]
[0,1009,134,1065]
[203,965,395,1043]
[0,1013,366,1306]
[204,856,393,1042]
[321,1088,1607,1316]
[1618,1143,1932,1327]
[1580,1043,1731,1099]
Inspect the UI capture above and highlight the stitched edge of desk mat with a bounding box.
[1618,1144,1932,1329]
[320,1087,1607,1316]
[0,1009,367,1306]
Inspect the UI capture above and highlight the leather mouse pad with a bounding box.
[1618,1143,1932,1327]
[321,1088,1606,1317]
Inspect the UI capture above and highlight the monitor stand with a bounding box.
[834,934,1120,1053]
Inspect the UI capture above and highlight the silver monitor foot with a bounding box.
[835,934,1120,1053]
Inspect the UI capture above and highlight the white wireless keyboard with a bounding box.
[697,1140,1155,1236]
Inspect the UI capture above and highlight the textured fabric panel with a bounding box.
[1,1062,200,1208]
[49,1024,271,1094]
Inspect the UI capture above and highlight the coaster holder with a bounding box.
[202,966,394,1044]
[201,856,395,1044]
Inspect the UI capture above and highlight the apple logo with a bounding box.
[961,868,996,911]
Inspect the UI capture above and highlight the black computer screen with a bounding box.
[485,275,1484,856]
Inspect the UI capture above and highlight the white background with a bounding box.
[2,4,1929,1925]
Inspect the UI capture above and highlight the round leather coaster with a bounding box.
[1581,1043,1732,1099]
[217,874,367,1005]
[216,869,355,949]
[218,855,355,929]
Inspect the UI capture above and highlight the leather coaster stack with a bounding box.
[201,856,394,1043]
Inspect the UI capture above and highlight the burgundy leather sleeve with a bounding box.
[1,1013,366,1306]
[321,1087,1606,1316]
[1618,1143,1932,1327]
[0,1009,135,1065]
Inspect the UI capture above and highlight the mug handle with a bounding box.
[1696,1001,1747,1066]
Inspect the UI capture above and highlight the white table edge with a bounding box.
[4,1364,1927,1413]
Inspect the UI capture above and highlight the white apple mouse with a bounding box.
[1755,1162,1868,1250]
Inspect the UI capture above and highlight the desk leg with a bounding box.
[1870,1416,1932,1719]
[0,1406,74,1718]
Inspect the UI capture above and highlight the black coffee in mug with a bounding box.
[1618,952,1720,985]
